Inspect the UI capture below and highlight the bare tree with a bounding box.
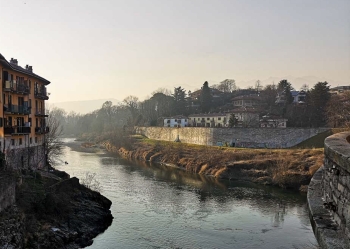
[123,95,140,125]
[151,88,172,96]
[300,84,309,91]
[255,80,263,92]
[46,108,64,166]
[326,92,350,128]
[217,79,236,93]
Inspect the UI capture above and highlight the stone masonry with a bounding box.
[135,127,329,148]
[308,132,350,248]
[323,132,350,241]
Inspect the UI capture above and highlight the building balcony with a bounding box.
[4,126,31,135]
[35,127,49,134]
[34,86,49,100]
[35,109,48,117]
[3,80,30,95]
[4,104,31,115]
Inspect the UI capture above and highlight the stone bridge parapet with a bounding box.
[308,131,350,248]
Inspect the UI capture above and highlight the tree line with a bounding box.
[48,79,350,137]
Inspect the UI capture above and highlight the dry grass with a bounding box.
[117,138,324,190]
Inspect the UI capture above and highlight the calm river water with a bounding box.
[56,139,317,249]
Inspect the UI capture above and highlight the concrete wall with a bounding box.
[0,175,15,213]
[308,132,350,248]
[135,127,329,148]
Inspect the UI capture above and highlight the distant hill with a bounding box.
[48,98,120,114]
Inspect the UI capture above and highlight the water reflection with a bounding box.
[57,142,316,249]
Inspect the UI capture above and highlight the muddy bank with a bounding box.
[104,139,323,191]
[0,170,113,249]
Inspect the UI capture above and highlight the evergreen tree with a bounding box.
[277,79,294,104]
[200,81,212,113]
[308,82,330,127]
[228,113,238,128]
[172,86,187,115]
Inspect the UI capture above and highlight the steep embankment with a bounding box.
[104,138,324,191]
[0,170,113,249]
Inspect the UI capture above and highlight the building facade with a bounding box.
[163,116,188,127]
[188,113,227,127]
[0,53,50,169]
[232,94,261,107]
[229,107,260,127]
[260,115,288,128]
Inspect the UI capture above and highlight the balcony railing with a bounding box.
[4,126,31,135]
[3,80,30,95]
[4,105,31,115]
[34,86,49,100]
[35,109,48,116]
[35,127,49,134]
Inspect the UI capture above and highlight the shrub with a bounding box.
[80,172,103,193]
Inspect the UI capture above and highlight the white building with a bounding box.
[291,90,306,104]
[188,113,227,127]
[229,107,260,127]
[163,116,188,127]
[260,115,288,128]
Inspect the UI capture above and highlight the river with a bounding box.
[55,139,317,249]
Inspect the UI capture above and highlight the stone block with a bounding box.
[338,201,344,216]
[343,204,350,223]
[334,212,342,226]
[333,194,338,204]
[339,183,345,193]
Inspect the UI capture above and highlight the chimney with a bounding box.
[26,65,33,72]
[10,58,18,65]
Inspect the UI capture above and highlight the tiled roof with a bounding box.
[232,94,261,101]
[0,53,50,85]
[189,113,227,117]
[164,115,188,119]
[229,107,261,113]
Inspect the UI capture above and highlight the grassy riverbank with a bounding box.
[98,135,324,191]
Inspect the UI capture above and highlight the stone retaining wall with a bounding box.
[0,175,15,213]
[5,145,45,170]
[135,127,328,148]
[308,131,350,248]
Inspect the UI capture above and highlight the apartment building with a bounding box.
[0,53,50,169]
[188,113,227,127]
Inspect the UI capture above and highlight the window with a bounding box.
[0,118,2,127]
[218,117,221,120]
[35,137,37,143]
[19,138,22,145]
[207,118,210,120]
[167,120,170,123]
[30,137,32,144]
[174,119,177,122]
[11,139,14,146]
[198,118,200,121]
[185,119,187,122]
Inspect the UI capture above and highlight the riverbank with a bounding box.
[0,169,113,249]
[99,136,324,191]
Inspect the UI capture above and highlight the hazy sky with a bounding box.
[0,0,349,103]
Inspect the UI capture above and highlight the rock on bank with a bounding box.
[0,170,113,249]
